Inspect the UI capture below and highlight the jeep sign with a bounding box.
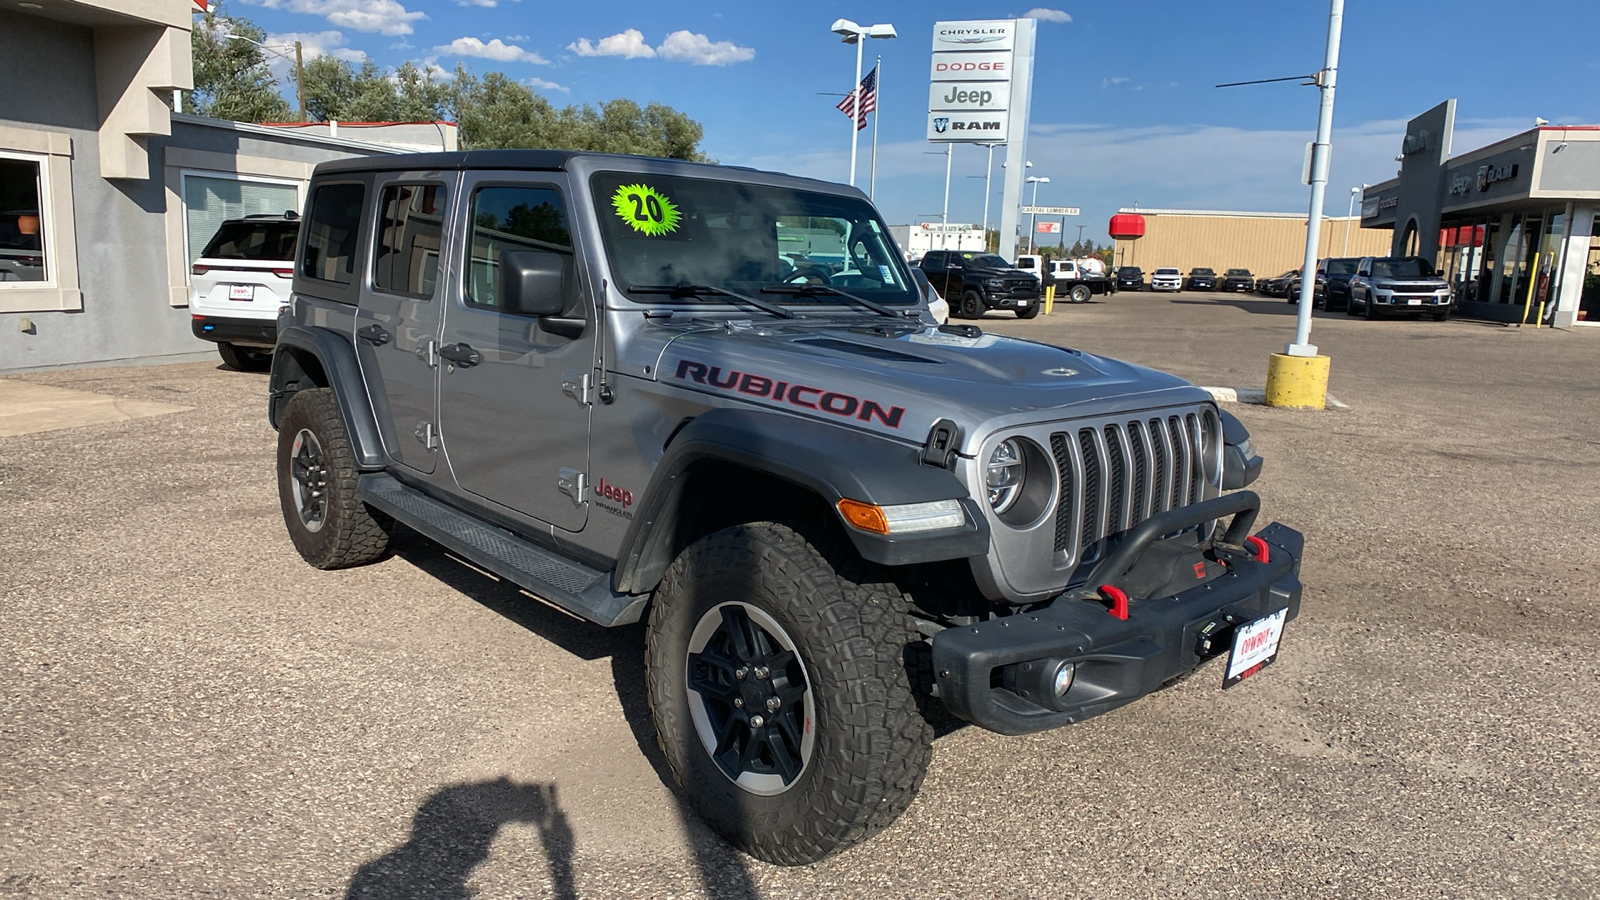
[928,82,1005,111]
[926,111,1010,142]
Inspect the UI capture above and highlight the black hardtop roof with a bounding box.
[312,149,763,178]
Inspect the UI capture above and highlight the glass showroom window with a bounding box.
[0,154,48,285]
[182,173,301,268]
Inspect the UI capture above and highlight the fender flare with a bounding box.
[268,324,386,469]
[613,407,989,594]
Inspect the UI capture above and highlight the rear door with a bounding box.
[435,172,596,532]
[354,173,454,474]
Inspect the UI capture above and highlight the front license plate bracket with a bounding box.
[1222,608,1286,689]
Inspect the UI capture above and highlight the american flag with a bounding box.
[836,66,878,131]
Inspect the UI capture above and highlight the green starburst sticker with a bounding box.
[611,183,682,236]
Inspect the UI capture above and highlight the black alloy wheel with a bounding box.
[960,290,983,319]
[685,602,816,796]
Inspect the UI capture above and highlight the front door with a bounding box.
[436,173,595,532]
[354,175,453,474]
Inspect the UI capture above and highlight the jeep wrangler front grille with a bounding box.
[1050,412,1212,554]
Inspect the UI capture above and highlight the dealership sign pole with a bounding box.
[928,18,1036,262]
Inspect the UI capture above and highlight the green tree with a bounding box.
[185,3,292,123]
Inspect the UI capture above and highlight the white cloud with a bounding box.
[567,28,754,65]
[1102,76,1130,88]
[568,28,656,59]
[657,30,755,66]
[239,0,427,37]
[456,0,514,5]
[527,77,571,94]
[434,36,549,64]
[1024,8,1072,23]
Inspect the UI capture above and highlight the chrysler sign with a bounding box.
[932,20,1015,52]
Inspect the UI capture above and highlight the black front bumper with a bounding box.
[932,496,1303,735]
[192,314,277,347]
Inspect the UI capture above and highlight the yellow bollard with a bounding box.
[1264,352,1330,410]
[1044,284,1055,315]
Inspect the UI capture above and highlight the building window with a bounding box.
[373,183,447,299]
[182,173,301,269]
[0,154,49,285]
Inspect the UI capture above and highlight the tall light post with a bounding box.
[830,19,897,189]
[227,33,306,122]
[980,142,1003,250]
[1024,175,1049,254]
[1001,159,1031,253]
[1343,184,1363,255]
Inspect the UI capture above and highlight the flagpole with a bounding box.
[869,57,881,200]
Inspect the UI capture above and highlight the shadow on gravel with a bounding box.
[387,529,762,900]
[1169,298,1303,316]
[346,778,576,900]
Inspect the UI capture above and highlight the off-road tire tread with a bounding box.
[644,520,934,866]
[276,388,391,569]
[1016,302,1041,319]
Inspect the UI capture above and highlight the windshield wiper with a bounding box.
[759,283,909,319]
[628,283,795,319]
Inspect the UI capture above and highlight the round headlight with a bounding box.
[986,439,1025,514]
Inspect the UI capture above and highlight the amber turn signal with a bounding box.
[836,499,890,535]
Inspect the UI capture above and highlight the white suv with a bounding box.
[1150,267,1182,292]
[189,213,299,370]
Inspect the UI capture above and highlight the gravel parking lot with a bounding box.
[3,293,1597,899]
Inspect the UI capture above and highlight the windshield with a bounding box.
[1191,268,1214,276]
[1118,267,1141,275]
[1372,258,1435,279]
[591,172,917,306]
[1155,268,1178,275]
[1324,259,1358,275]
[201,220,299,261]
[1226,269,1250,276]
[956,252,1011,268]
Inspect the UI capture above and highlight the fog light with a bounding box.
[1052,661,1076,697]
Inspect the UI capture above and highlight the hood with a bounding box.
[648,319,1207,454]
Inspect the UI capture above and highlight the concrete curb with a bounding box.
[1200,386,1350,410]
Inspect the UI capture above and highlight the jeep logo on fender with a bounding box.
[674,359,905,429]
[593,477,633,508]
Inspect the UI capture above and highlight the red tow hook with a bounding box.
[1097,585,1129,620]
[1245,535,1271,564]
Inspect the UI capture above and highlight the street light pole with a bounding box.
[941,145,953,250]
[1024,175,1049,254]
[1288,0,1344,358]
[831,19,896,189]
[981,142,1001,251]
[1343,184,1360,255]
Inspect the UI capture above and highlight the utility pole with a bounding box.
[941,144,952,250]
[294,40,306,123]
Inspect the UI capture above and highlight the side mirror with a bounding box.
[499,249,572,318]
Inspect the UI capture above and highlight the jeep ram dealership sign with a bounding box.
[928,20,1018,143]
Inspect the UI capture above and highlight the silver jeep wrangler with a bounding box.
[268,151,1304,865]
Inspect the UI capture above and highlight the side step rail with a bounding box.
[358,473,647,627]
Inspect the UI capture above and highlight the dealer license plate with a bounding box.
[1406,297,1421,306]
[1016,299,1030,306]
[1222,608,1287,688]
[228,284,255,301]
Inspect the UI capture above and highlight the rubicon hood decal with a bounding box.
[673,359,905,428]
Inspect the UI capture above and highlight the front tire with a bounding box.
[275,388,392,569]
[960,290,983,319]
[1016,302,1041,319]
[645,521,933,866]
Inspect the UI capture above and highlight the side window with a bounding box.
[301,182,365,285]
[373,183,447,298]
[923,252,942,269]
[466,184,571,312]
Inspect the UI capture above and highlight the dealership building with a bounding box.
[0,0,453,373]
[1360,100,1599,326]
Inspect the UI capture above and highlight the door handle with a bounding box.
[439,343,481,368]
[357,324,391,345]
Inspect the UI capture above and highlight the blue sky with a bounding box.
[229,0,1600,243]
